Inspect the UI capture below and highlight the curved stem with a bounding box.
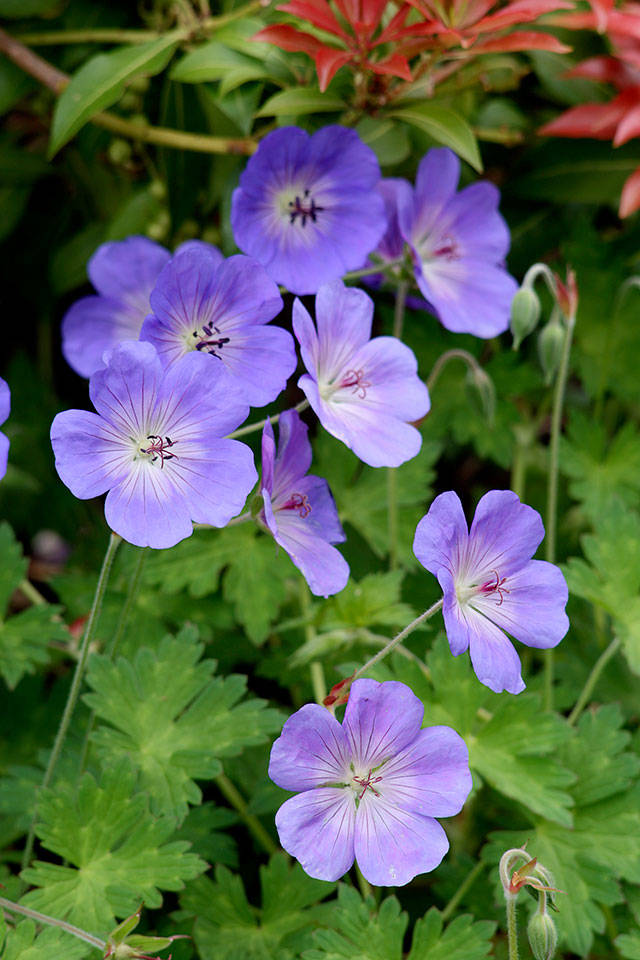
[0,897,105,950]
[353,599,443,681]
[441,860,484,921]
[392,281,409,340]
[21,533,121,873]
[426,348,481,394]
[215,773,278,856]
[568,636,621,727]
[543,313,575,712]
[342,256,407,283]
[227,399,309,440]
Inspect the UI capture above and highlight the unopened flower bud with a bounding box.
[538,319,565,385]
[107,139,132,166]
[528,910,558,960]
[510,287,541,349]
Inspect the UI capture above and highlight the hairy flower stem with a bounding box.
[21,532,121,874]
[215,773,278,856]
[353,598,443,680]
[0,897,105,949]
[543,313,575,712]
[426,348,482,394]
[299,580,326,704]
[506,894,520,960]
[227,399,309,440]
[441,860,485,921]
[387,282,409,572]
[568,636,622,727]
[342,257,407,283]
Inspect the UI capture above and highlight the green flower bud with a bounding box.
[107,138,132,166]
[527,910,558,960]
[538,319,565,385]
[510,287,541,349]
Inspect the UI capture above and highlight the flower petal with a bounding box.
[104,462,194,549]
[275,789,356,881]
[89,341,163,436]
[88,236,170,303]
[0,378,9,427]
[379,726,472,817]
[154,352,250,440]
[270,409,312,501]
[413,491,469,578]
[269,495,350,596]
[0,432,9,481]
[313,282,374,381]
[62,296,142,379]
[413,258,518,337]
[269,703,351,790]
[467,609,525,694]
[467,489,544,580]
[50,409,132,499]
[169,436,257,528]
[342,679,424,768]
[355,795,449,886]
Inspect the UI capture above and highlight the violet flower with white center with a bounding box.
[230,125,387,296]
[140,246,294,408]
[260,409,349,597]
[293,281,430,468]
[269,678,471,885]
[61,238,222,378]
[413,490,569,695]
[50,341,257,549]
[398,148,519,337]
[0,377,10,480]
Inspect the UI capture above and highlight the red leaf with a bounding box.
[473,0,572,32]
[539,100,627,139]
[470,30,571,52]
[619,164,640,215]
[567,55,629,85]
[277,0,350,39]
[369,52,413,79]
[614,101,640,143]
[314,46,354,88]
[375,3,412,43]
[252,23,329,54]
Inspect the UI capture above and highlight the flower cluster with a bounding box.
[0,377,10,481]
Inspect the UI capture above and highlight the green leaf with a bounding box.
[355,116,411,166]
[256,88,346,117]
[144,525,294,644]
[49,36,179,156]
[564,501,640,673]
[0,0,59,16]
[560,413,640,521]
[171,41,269,92]
[483,706,640,956]
[306,886,494,960]
[181,853,336,960]
[21,760,206,933]
[0,921,89,960]
[84,626,282,821]
[617,932,640,960]
[388,103,482,171]
[177,802,239,868]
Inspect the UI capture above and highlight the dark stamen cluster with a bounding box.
[192,323,230,357]
[288,189,324,227]
[140,435,178,469]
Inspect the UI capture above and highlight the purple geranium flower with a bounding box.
[269,678,471,885]
[140,245,294,408]
[230,126,387,295]
[50,341,257,549]
[398,148,518,337]
[293,281,430,467]
[260,409,349,597]
[413,490,569,695]
[0,377,10,480]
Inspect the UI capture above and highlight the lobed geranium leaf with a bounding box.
[180,853,336,959]
[84,626,282,821]
[617,931,640,959]
[49,37,179,156]
[564,501,640,673]
[21,760,206,934]
[305,886,494,960]
[0,921,90,960]
[483,705,640,956]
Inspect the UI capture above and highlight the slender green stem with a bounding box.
[216,773,278,856]
[543,313,575,712]
[392,281,409,340]
[18,579,47,606]
[91,112,256,155]
[506,894,520,960]
[310,662,327,705]
[228,399,309,440]
[510,443,527,502]
[21,533,121,873]
[426,348,480,394]
[353,599,443,681]
[441,861,485,921]
[355,864,373,899]
[299,580,326,704]
[342,256,407,283]
[387,467,399,571]
[0,897,105,950]
[568,636,621,727]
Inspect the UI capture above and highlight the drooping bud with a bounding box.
[510,287,541,349]
[528,909,558,960]
[538,318,565,385]
[323,674,354,709]
[465,364,496,425]
[553,267,578,320]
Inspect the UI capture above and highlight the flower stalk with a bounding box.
[0,897,105,950]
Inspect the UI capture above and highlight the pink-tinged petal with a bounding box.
[313,282,374,382]
[467,490,544,581]
[380,726,472,817]
[343,679,424,768]
[292,299,320,375]
[88,236,170,302]
[89,341,163,436]
[269,703,351,790]
[275,789,356,881]
[439,566,473,656]
[470,559,569,649]
[169,437,257,528]
[50,410,132,499]
[413,491,469,578]
[104,462,194,549]
[354,795,449,885]
[270,505,350,596]
[467,611,525,694]
[62,296,142,379]
[348,335,430,422]
[271,409,312,502]
[0,378,9,426]
[413,257,518,337]
[0,433,9,480]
